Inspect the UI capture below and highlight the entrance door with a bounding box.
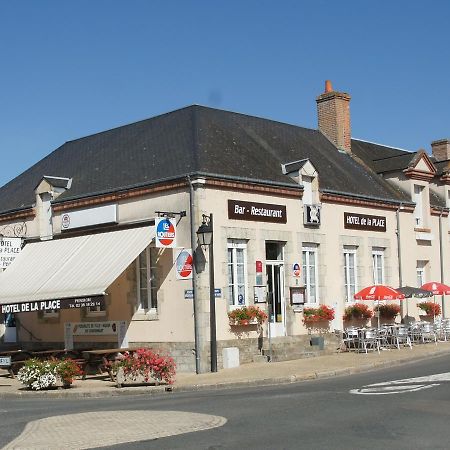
[266,242,285,337]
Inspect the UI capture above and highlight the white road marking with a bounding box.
[350,371,450,395]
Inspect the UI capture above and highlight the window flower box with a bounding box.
[228,306,268,326]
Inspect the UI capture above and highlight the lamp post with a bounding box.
[196,213,217,372]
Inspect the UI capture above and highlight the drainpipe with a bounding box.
[439,207,445,318]
[188,176,201,374]
[396,204,404,315]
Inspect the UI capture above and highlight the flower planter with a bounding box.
[116,367,161,388]
[229,318,259,326]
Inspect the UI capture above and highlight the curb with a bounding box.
[1,348,449,399]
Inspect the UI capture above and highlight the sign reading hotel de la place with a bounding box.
[228,200,287,223]
[344,212,386,232]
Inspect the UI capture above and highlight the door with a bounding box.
[266,242,285,337]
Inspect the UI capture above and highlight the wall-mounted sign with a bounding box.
[254,286,266,303]
[344,212,386,232]
[0,296,104,314]
[184,289,222,299]
[71,321,118,336]
[290,286,305,305]
[175,249,193,280]
[155,217,177,248]
[61,204,117,231]
[0,237,21,269]
[228,200,287,224]
[293,263,301,277]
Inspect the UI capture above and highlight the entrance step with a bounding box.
[252,354,268,363]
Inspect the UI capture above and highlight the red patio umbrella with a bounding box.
[420,282,450,321]
[354,285,405,328]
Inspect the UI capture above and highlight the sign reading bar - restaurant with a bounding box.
[0,295,105,314]
[228,200,287,223]
[344,212,386,232]
[0,237,21,269]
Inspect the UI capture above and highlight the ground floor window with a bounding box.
[344,246,358,302]
[227,241,247,307]
[302,244,318,304]
[372,248,385,285]
[136,246,158,311]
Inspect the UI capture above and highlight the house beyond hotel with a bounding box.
[0,81,448,372]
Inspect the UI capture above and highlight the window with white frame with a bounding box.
[344,246,358,302]
[372,248,385,285]
[413,184,424,227]
[227,241,247,307]
[416,260,427,288]
[42,309,59,319]
[302,244,318,304]
[136,246,158,311]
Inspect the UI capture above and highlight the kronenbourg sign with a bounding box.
[175,249,193,280]
[155,217,177,248]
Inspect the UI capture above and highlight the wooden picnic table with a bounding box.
[81,348,134,381]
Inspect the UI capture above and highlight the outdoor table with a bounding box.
[81,348,134,381]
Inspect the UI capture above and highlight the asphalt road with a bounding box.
[2,354,450,449]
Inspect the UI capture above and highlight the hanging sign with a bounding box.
[0,237,21,269]
[175,249,193,280]
[155,217,177,248]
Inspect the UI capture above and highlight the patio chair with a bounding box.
[420,323,437,344]
[391,326,412,349]
[359,329,380,354]
[343,328,360,352]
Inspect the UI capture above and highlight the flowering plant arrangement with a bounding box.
[113,348,176,385]
[16,358,82,390]
[302,305,335,325]
[418,301,441,316]
[343,303,373,321]
[374,303,400,319]
[228,306,268,326]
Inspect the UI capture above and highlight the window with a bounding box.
[136,247,158,311]
[416,261,427,288]
[372,248,385,285]
[227,241,247,307]
[42,309,59,319]
[302,176,313,205]
[302,245,318,304]
[413,184,424,227]
[344,246,358,302]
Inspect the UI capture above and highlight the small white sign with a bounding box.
[61,204,117,230]
[72,321,119,336]
[0,237,21,269]
[0,356,11,366]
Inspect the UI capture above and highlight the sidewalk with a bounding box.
[1,342,450,399]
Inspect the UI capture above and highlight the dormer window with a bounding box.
[413,184,424,228]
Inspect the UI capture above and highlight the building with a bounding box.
[0,81,448,372]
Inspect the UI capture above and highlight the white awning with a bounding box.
[0,226,154,304]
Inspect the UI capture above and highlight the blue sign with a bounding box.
[184,289,222,299]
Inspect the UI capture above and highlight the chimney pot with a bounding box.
[325,80,333,93]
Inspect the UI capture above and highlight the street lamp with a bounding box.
[196,213,217,372]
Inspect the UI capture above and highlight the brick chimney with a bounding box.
[431,139,450,161]
[316,80,351,153]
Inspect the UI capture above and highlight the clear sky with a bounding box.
[1,0,449,187]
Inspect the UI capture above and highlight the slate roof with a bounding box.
[0,106,416,215]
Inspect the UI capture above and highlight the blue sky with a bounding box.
[1,1,449,187]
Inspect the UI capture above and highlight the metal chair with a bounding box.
[359,328,380,354]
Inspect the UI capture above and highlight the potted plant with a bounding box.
[302,305,335,326]
[113,348,176,387]
[374,303,400,321]
[228,306,268,326]
[418,301,441,317]
[16,358,82,390]
[343,303,373,322]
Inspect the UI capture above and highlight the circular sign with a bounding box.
[61,213,70,229]
[156,218,176,246]
[176,250,193,279]
[293,263,301,277]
